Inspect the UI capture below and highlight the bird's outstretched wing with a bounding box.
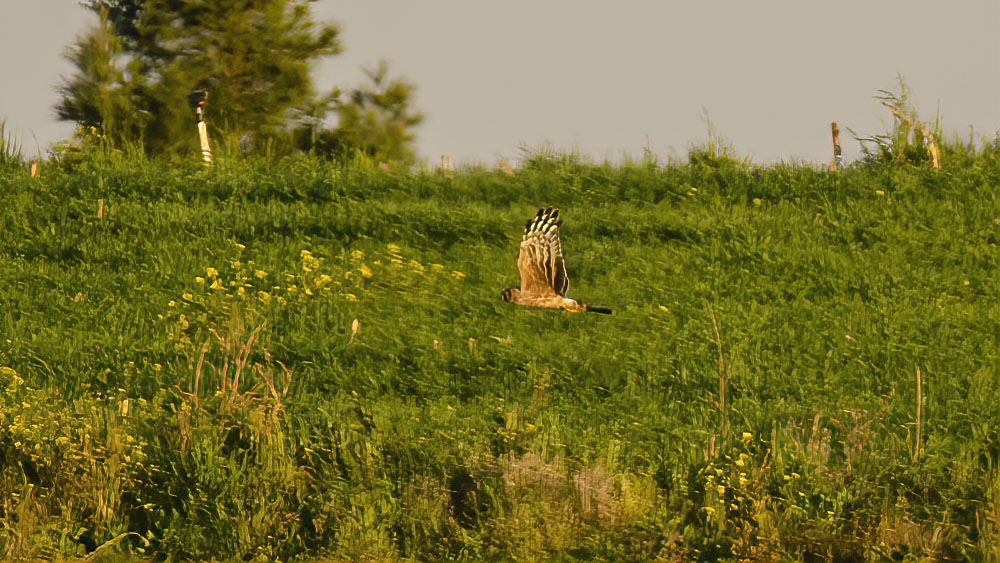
[518,207,570,297]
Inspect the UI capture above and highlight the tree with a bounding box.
[297,61,424,164]
[55,8,144,143]
[57,0,342,155]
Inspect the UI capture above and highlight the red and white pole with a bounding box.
[188,91,213,166]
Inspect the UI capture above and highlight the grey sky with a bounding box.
[2,1,998,165]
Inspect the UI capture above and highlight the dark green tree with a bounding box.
[57,0,342,155]
[55,8,144,143]
[297,61,424,164]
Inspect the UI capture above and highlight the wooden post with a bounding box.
[830,122,843,171]
[921,129,940,169]
[913,365,922,462]
[197,111,212,166]
[440,154,452,172]
[187,91,213,166]
[30,162,39,178]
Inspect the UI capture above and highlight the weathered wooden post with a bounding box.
[922,129,940,169]
[187,90,213,166]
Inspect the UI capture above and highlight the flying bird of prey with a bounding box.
[500,207,612,314]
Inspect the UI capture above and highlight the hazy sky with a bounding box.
[2,1,998,165]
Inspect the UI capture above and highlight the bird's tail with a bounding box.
[583,304,612,315]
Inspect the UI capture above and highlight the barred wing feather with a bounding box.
[518,207,570,297]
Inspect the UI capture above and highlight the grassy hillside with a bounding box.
[2,146,1000,560]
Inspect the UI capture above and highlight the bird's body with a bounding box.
[500,288,589,312]
[500,207,611,314]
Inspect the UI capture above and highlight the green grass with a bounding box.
[2,146,1000,560]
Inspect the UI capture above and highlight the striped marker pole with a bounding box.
[830,122,843,171]
[187,91,213,166]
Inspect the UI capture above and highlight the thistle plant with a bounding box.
[853,75,941,167]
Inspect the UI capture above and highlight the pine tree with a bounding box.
[57,0,342,155]
[335,61,425,163]
[55,8,144,143]
[299,61,424,164]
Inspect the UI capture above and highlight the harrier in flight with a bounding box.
[500,207,612,314]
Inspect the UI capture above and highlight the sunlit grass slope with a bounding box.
[2,147,1000,560]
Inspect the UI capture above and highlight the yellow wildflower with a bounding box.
[299,250,320,272]
[1,367,23,393]
[452,270,466,280]
[206,267,218,278]
[716,485,725,495]
[360,265,373,278]
[257,291,271,304]
[351,249,364,261]
[182,293,193,301]
[255,270,267,279]
[209,279,223,290]
[196,277,205,284]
